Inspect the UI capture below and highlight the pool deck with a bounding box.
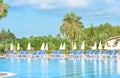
[0,72,8,76]
[0,72,15,77]
[1,54,120,57]
[0,56,5,58]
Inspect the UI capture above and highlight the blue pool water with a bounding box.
[0,58,120,78]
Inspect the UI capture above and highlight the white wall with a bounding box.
[107,39,118,50]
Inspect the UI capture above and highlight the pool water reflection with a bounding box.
[0,58,120,78]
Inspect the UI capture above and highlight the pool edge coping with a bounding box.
[0,72,16,77]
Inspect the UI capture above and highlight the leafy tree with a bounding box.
[1,28,6,33]
[60,13,84,40]
[84,23,120,49]
[56,34,61,39]
[0,28,16,43]
[85,24,95,47]
[7,28,10,33]
[0,0,9,18]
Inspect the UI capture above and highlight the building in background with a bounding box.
[106,36,120,50]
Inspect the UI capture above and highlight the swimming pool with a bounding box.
[0,58,120,78]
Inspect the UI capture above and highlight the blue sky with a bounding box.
[0,0,120,38]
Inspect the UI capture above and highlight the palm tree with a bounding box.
[0,0,9,18]
[60,13,84,40]
[86,24,95,47]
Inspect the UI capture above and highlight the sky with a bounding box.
[0,0,120,38]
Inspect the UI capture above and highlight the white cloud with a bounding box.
[104,0,116,4]
[9,0,92,9]
[5,0,120,17]
[84,0,120,17]
[63,0,91,7]
[104,0,120,16]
